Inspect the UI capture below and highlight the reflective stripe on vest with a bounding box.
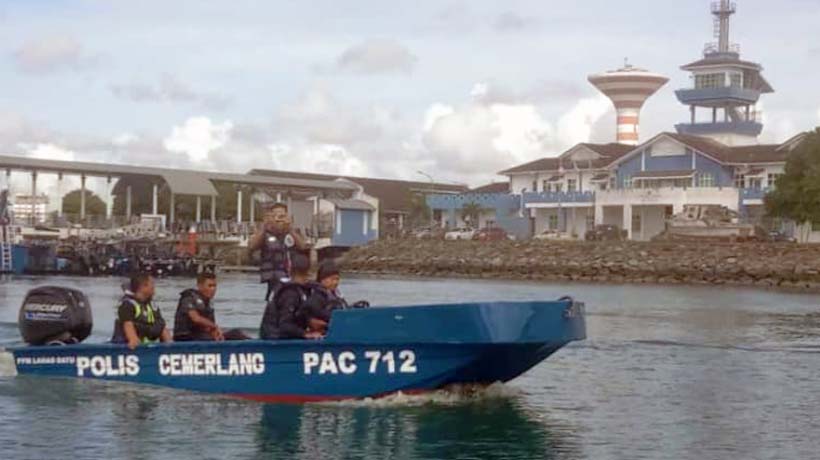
[123,298,158,343]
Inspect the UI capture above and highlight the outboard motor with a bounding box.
[18,286,93,345]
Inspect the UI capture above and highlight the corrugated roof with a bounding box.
[328,199,375,211]
[470,182,509,194]
[249,169,468,214]
[498,143,634,175]
[0,154,356,197]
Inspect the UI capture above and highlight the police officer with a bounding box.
[259,252,323,340]
[249,202,305,301]
[111,273,172,349]
[304,260,369,334]
[173,272,224,341]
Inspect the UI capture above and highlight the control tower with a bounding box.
[675,0,774,146]
[588,63,669,145]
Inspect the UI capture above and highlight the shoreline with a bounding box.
[339,240,820,294]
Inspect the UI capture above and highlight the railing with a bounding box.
[675,87,760,104]
[741,187,771,201]
[674,121,763,137]
[523,191,595,205]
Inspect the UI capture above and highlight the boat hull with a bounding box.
[9,300,586,401]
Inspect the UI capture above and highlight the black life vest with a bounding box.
[111,296,165,344]
[311,284,349,311]
[260,232,294,281]
[173,289,215,340]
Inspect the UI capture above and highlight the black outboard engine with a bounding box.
[18,286,93,345]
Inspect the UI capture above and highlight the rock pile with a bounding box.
[339,239,820,291]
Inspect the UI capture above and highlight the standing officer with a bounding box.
[249,202,305,301]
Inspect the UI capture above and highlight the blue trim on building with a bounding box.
[675,87,761,105]
[522,191,595,205]
[331,209,377,247]
[675,121,763,136]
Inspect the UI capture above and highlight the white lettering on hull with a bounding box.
[76,355,140,377]
[157,353,265,376]
[303,350,416,375]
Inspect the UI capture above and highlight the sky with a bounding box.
[0,0,818,194]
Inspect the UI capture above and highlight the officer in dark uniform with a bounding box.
[111,273,172,349]
[249,202,305,301]
[173,272,223,341]
[303,260,369,334]
[259,253,323,340]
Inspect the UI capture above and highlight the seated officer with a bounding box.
[259,252,323,340]
[111,273,172,349]
[173,272,224,341]
[304,260,347,332]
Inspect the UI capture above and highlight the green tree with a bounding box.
[407,192,431,228]
[765,127,820,241]
[460,202,485,228]
[62,189,106,221]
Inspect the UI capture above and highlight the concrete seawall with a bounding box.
[339,240,820,292]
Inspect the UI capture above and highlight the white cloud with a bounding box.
[163,117,233,163]
[420,92,612,180]
[336,39,417,75]
[110,74,230,110]
[22,143,76,162]
[112,133,138,146]
[268,143,370,176]
[555,95,612,147]
[493,12,538,32]
[13,35,98,74]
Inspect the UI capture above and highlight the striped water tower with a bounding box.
[588,63,669,145]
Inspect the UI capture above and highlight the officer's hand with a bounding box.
[308,318,328,333]
[127,337,140,350]
[212,327,225,342]
[304,331,324,340]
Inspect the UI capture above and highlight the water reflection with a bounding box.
[255,397,581,460]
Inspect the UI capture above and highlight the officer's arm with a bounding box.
[123,321,140,350]
[248,228,265,253]
[160,327,172,343]
[188,309,218,331]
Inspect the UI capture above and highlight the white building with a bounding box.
[12,194,49,224]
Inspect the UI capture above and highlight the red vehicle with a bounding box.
[473,227,509,242]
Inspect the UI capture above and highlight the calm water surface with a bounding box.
[0,274,818,460]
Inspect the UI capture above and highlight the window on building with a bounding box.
[567,179,577,193]
[532,181,537,192]
[748,178,763,190]
[548,214,559,230]
[631,212,641,233]
[698,173,715,187]
[554,183,563,193]
[695,73,726,89]
[623,175,633,189]
[542,180,549,192]
[767,173,781,189]
[734,174,745,189]
[729,73,742,88]
[598,182,608,191]
[610,177,617,189]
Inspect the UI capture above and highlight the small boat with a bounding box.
[8,298,585,402]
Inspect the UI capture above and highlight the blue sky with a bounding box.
[0,0,818,187]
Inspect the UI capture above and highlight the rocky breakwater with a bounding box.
[339,239,820,291]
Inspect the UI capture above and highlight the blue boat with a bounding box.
[9,299,585,402]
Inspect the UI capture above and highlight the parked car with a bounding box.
[534,229,564,240]
[444,227,476,240]
[767,230,797,243]
[584,225,627,241]
[473,227,509,242]
[413,227,444,240]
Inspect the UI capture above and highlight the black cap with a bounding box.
[290,252,310,274]
[317,260,340,282]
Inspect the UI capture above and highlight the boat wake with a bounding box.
[0,350,17,377]
[313,382,519,408]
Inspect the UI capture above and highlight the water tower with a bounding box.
[588,63,669,145]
